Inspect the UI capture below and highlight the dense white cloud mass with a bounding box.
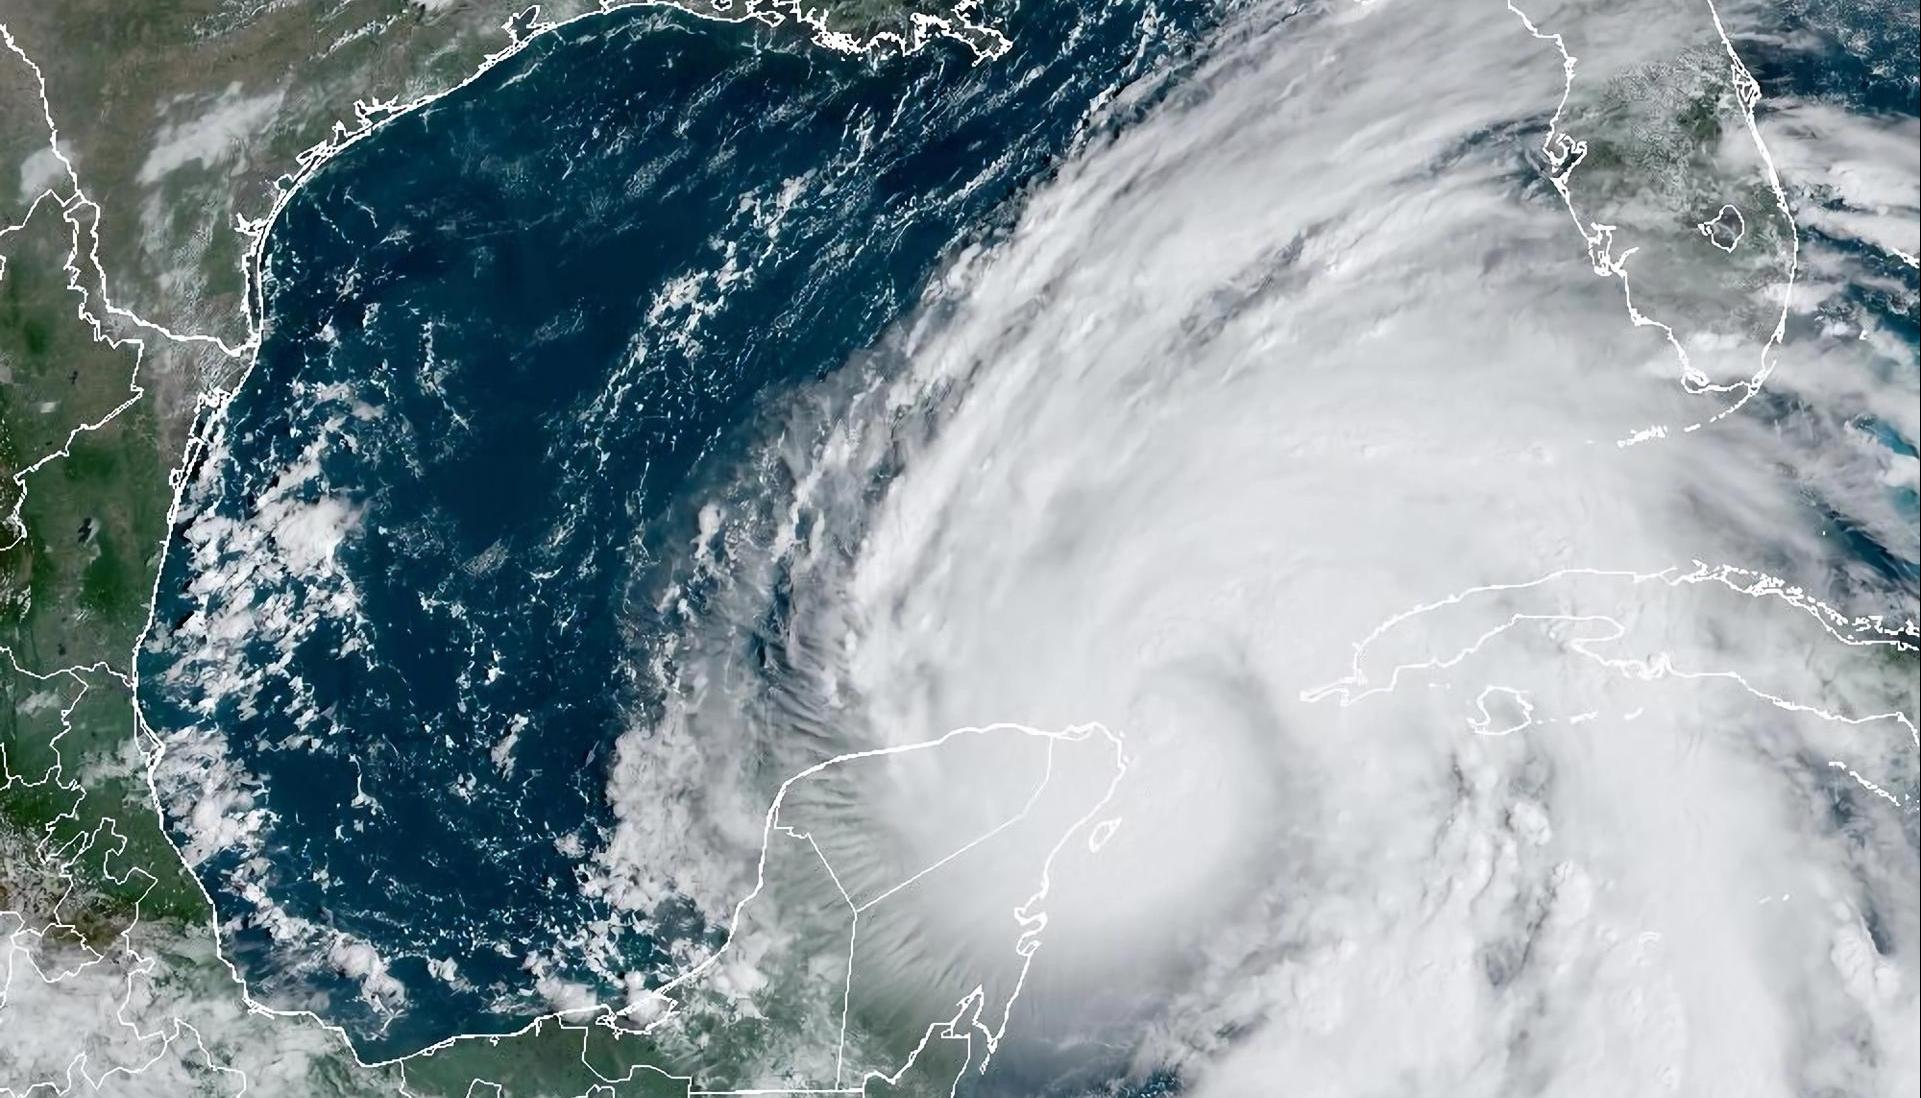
[0,914,386,1097]
[6,0,1908,1093]
[595,0,1919,1092]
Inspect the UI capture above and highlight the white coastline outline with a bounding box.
[1506,0,1804,449]
[1695,203,1747,253]
[0,0,1914,1095]
[1301,560,1919,810]
[2,2,1049,1093]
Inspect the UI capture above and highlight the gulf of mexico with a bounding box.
[137,0,1217,1059]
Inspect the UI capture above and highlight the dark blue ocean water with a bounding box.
[133,0,1919,1075]
[138,0,1214,1060]
[1743,0,1921,581]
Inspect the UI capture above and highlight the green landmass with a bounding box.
[402,1015,694,1098]
[0,0,1003,1088]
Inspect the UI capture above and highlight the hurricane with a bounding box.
[133,0,1917,1093]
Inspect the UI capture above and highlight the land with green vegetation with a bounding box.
[0,0,1003,1092]
[0,0,1003,343]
